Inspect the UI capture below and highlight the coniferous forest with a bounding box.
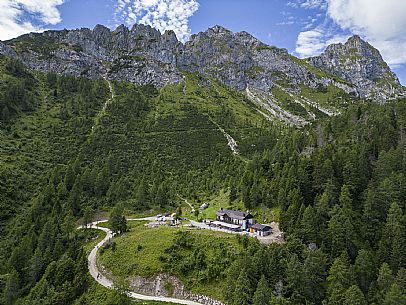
[1,51,406,305]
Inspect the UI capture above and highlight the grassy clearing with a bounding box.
[181,189,278,224]
[98,222,243,301]
[95,221,111,229]
[252,206,281,223]
[271,86,309,118]
[99,222,174,277]
[184,189,245,221]
[300,84,352,109]
[79,226,179,305]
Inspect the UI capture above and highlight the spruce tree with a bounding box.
[83,206,93,228]
[300,205,318,244]
[232,269,253,305]
[327,255,353,305]
[253,275,270,305]
[110,204,127,234]
[2,105,10,123]
[378,202,405,269]
[4,269,19,305]
[383,283,406,305]
[377,263,394,302]
[343,285,367,305]
[354,249,376,294]
[302,249,328,304]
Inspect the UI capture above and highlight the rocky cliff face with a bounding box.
[177,25,354,94]
[308,35,405,101]
[1,24,404,105]
[5,24,184,88]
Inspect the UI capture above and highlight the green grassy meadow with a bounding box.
[97,221,243,301]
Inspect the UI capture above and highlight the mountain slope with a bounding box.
[1,24,405,127]
[0,57,280,304]
[0,56,277,230]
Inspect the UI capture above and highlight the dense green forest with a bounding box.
[1,55,406,304]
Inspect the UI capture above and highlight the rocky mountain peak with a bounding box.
[93,24,110,35]
[346,34,364,44]
[309,35,405,100]
[131,23,161,39]
[0,23,404,103]
[234,31,262,49]
[209,25,231,35]
[113,24,130,36]
[92,24,111,44]
[326,35,382,59]
[162,30,179,44]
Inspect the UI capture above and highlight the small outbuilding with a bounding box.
[200,203,209,210]
[250,224,272,236]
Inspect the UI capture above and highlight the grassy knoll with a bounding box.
[99,221,172,277]
[79,227,179,305]
[252,206,281,223]
[98,222,244,301]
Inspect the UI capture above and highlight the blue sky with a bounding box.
[1,0,405,84]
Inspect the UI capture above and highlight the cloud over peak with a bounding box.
[295,0,406,67]
[295,27,349,58]
[114,0,199,42]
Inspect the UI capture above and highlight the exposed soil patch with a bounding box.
[129,273,225,305]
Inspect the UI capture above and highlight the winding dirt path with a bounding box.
[208,118,239,155]
[178,195,195,212]
[82,221,205,305]
[91,77,114,133]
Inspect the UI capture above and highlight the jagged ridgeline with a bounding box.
[1,24,405,126]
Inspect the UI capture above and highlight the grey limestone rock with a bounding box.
[308,35,405,101]
[0,24,403,101]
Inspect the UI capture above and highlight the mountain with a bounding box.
[1,24,405,126]
[1,23,406,305]
[308,35,404,101]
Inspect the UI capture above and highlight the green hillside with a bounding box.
[1,53,406,305]
[0,56,280,304]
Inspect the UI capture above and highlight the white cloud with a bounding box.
[368,40,406,68]
[114,0,199,42]
[276,21,295,26]
[295,27,349,58]
[294,0,406,67]
[327,0,406,66]
[295,29,326,57]
[327,0,406,40]
[287,0,327,9]
[0,0,65,41]
[301,0,327,9]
